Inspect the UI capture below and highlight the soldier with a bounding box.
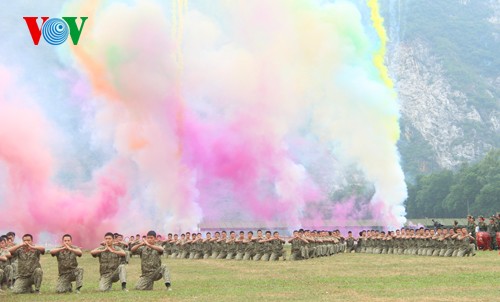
[216,231,228,259]
[269,231,287,261]
[91,232,128,292]
[178,233,190,259]
[258,231,273,261]
[345,231,356,253]
[288,231,304,260]
[478,216,487,232]
[6,232,17,288]
[234,231,246,260]
[243,231,257,260]
[202,232,213,259]
[9,234,45,294]
[225,231,237,260]
[114,234,130,264]
[487,217,498,250]
[467,215,476,239]
[162,234,173,258]
[252,230,265,261]
[170,234,180,258]
[131,230,172,291]
[458,227,476,257]
[190,233,204,259]
[0,236,13,290]
[50,234,84,293]
[210,232,221,259]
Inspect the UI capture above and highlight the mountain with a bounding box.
[382,0,500,180]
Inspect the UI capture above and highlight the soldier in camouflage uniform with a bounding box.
[177,234,187,259]
[487,217,498,250]
[162,234,173,258]
[234,231,246,260]
[131,230,172,291]
[9,234,45,294]
[243,231,257,260]
[225,231,238,260]
[216,231,228,259]
[258,231,273,261]
[114,234,130,264]
[91,232,128,292]
[210,232,221,259]
[170,234,180,258]
[6,232,17,288]
[252,230,265,260]
[0,236,13,290]
[345,231,356,253]
[478,216,487,232]
[202,232,213,259]
[288,231,304,260]
[269,231,287,261]
[50,234,84,293]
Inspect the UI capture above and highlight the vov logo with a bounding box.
[23,17,88,45]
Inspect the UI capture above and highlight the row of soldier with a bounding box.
[124,229,349,261]
[0,231,171,294]
[349,227,476,257]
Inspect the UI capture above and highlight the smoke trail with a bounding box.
[367,0,393,90]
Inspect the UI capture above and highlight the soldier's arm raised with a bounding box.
[27,243,45,254]
[68,245,83,257]
[8,242,25,253]
[90,246,106,256]
[130,242,144,253]
[146,242,164,253]
[109,246,126,257]
[50,246,66,256]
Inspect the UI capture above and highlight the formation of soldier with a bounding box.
[140,230,290,261]
[1,215,498,294]
[353,227,476,257]
[0,230,171,294]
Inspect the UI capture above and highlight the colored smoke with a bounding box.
[0,0,406,247]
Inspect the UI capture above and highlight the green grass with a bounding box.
[2,250,499,302]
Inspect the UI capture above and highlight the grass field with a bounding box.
[2,250,499,302]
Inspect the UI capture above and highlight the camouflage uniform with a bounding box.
[202,240,212,259]
[345,237,355,253]
[234,240,246,260]
[225,239,237,260]
[216,240,228,259]
[487,221,498,250]
[51,245,84,293]
[243,239,257,260]
[92,245,127,291]
[0,248,13,288]
[289,238,302,260]
[269,239,287,261]
[135,244,171,290]
[12,248,43,294]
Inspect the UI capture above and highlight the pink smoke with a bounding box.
[0,66,128,247]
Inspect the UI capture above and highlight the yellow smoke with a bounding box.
[367,0,393,89]
[367,0,399,143]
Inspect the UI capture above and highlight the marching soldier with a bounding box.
[50,234,84,293]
